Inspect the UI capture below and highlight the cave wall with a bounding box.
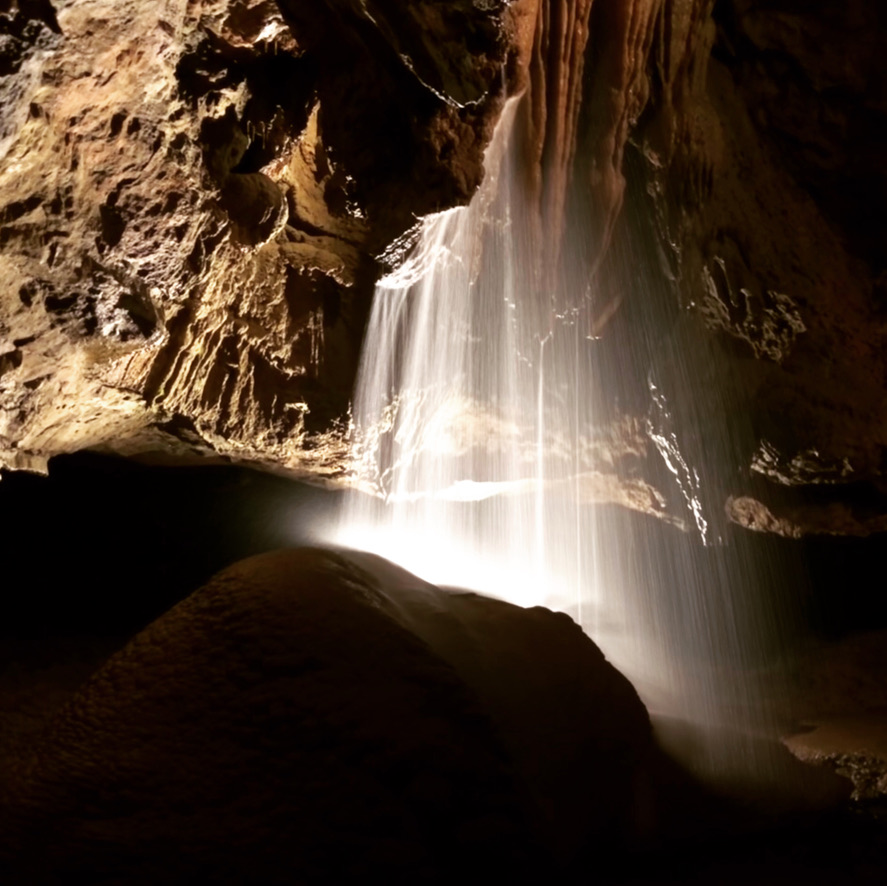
[627,0,887,536]
[551,0,887,537]
[0,0,513,479]
[1,0,886,537]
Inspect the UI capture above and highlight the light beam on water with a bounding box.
[332,98,646,690]
[329,97,798,772]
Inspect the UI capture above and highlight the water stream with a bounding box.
[330,96,796,779]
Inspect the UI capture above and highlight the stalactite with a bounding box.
[521,0,594,290]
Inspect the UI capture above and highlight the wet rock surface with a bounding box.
[785,714,887,802]
[1,1,886,536]
[622,0,887,537]
[781,630,887,801]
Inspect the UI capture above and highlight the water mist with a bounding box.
[331,96,799,790]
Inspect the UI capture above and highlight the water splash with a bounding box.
[329,97,798,776]
[334,99,592,613]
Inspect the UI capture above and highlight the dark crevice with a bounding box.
[712,0,887,272]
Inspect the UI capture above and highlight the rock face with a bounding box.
[0,547,657,883]
[623,0,887,537]
[1,0,886,537]
[0,0,513,478]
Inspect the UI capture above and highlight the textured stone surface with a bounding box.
[0,547,657,882]
[2,1,886,536]
[625,0,887,536]
[781,630,887,800]
[784,715,887,801]
[0,0,512,479]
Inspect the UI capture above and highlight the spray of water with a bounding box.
[330,96,799,785]
[334,100,559,603]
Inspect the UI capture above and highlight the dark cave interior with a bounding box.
[2,0,887,881]
[2,453,887,883]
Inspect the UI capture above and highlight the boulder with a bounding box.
[0,547,657,884]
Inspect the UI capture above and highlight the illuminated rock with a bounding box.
[782,630,887,800]
[2,0,886,537]
[0,0,513,479]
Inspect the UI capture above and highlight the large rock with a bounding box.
[0,547,657,883]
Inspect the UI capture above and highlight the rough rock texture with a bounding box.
[0,0,513,479]
[0,547,657,883]
[781,630,887,800]
[2,0,886,536]
[785,715,887,802]
[623,0,887,536]
[538,0,887,536]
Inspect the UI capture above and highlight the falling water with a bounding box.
[334,99,597,614]
[335,100,565,604]
[331,96,798,782]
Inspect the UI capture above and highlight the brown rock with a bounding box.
[727,495,887,540]
[0,547,658,883]
[3,0,887,538]
[784,714,887,801]
[781,630,887,800]
[629,1,887,534]
[0,0,514,479]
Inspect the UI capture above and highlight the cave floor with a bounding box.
[2,628,886,886]
[1,454,886,882]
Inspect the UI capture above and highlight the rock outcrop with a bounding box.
[0,0,514,479]
[0,547,657,883]
[621,0,887,538]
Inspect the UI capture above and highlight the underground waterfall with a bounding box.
[6,2,887,880]
[330,93,798,782]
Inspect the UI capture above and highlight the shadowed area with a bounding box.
[0,547,660,884]
[1,455,887,882]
